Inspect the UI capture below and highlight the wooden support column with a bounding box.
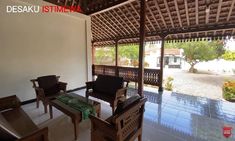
[115,39,119,76]
[91,42,95,81]
[92,42,95,64]
[138,0,146,96]
[158,36,166,92]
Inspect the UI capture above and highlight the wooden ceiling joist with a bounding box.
[89,0,235,46]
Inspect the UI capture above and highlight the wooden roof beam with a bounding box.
[88,0,135,15]
[163,0,175,28]
[174,0,182,27]
[93,24,235,42]
[196,0,199,25]
[112,9,136,34]
[146,2,160,29]
[227,0,235,21]
[216,0,223,22]
[92,16,118,37]
[129,2,151,32]
[98,13,125,36]
[123,5,145,32]
[184,0,190,26]
[153,0,167,28]
[117,7,140,33]
[92,22,113,39]
[205,5,210,24]
[108,11,132,35]
[103,13,128,36]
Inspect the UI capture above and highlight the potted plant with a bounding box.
[222,80,235,102]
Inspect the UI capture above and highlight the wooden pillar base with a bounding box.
[158,87,164,92]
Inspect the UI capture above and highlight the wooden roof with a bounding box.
[43,0,235,46]
[91,0,235,46]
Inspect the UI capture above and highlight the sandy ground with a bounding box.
[163,68,235,100]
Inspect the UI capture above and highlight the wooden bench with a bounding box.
[0,95,48,141]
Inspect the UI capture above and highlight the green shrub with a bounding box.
[223,80,235,102]
[164,77,174,91]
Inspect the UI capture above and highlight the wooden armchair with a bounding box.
[0,95,48,141]
[90,96,147,141]
[86,75,129,114]
[31,75,67,113]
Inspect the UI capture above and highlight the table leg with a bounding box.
[72,119,79,140]
[49,105,53,119]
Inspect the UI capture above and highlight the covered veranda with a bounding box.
[89,0,235,96]
[86,0,235,140]
[1,0,235,141]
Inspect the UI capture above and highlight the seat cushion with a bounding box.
[114,95,141,115]
[37,75,60,95]
[94,75,124,95]
[88,92,115,103]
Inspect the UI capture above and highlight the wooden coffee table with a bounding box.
[49,93,101,140]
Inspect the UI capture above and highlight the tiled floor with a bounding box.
[23,89,235,141]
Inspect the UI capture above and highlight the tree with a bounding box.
[165,41,225,73]
[222,51,235,61]
[95,47,115,65]
[119,44,139,66]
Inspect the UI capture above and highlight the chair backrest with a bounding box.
[36,75,60,95]
[112,96,147,141]
[37,75,58,89]
[94,75,124,95]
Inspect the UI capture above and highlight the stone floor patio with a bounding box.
[22,89,235,141]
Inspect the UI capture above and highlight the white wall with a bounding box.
[0,0,92,101]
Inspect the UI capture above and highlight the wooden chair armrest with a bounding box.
[0,95,21,111]
[90,115,116,136]
[33,87,46,98]
[86,81,95,91]
[58,82,67,92]
[18,127,48,141]
[115,87,127,98]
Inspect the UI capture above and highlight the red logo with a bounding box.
[223,126,232,138]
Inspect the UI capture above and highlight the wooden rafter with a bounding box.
[92,18,116,38]
[227,0,235,21]
[92,22,113,39]
[129,2,151,31]
[123,5,141,31]
[146,2,160,29]
[196,0,199,25]
[153,0,167,28]
[107,10,132,35]
[98,13,124,36]
[102,13,126,36]
[216,0,223,22]
[205,4,210,24]
[163,0,175,28]
[117,7,139,33]
[93,16,118,37]
[184,0,190,26]
[174,0,182,27]
[89,0,235,44]
[93,23,235,42]
[134,0,151,32]
[111,9,136,34]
